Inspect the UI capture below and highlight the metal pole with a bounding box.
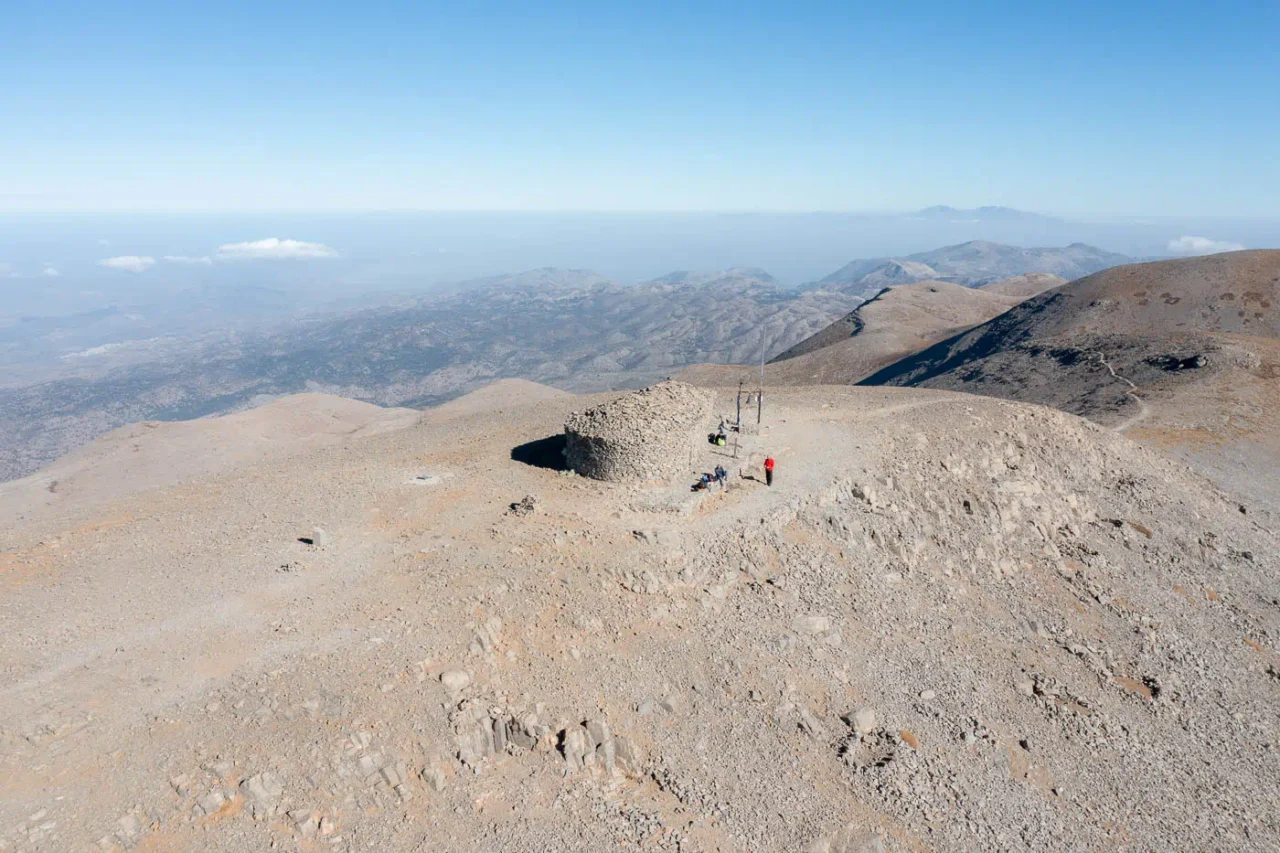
[757,353,763,425]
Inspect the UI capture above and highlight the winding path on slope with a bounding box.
[1091,351,1150,432]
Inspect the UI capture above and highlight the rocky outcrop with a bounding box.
[564,381,713,482]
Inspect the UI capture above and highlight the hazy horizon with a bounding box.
[4,208,1277,315]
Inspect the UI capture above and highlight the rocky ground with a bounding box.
[1,383,1278,852]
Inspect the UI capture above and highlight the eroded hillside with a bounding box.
[860,250,1280,502]
[679,275,1062,387]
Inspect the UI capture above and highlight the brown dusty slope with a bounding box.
[773,281,1022,362]
[422,378,571,422]
[861,250,1280,502]
[979,272,1067,299]
[0,393,419,524]
[1,384,1277,852]
[680,279,1031,387]
[0,381,575,525]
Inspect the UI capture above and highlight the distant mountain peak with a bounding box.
[811,241,1134,295]
[909,205,1060,223]
[860,260,939,285]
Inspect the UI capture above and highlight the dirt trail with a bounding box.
[1091,350,1151,431]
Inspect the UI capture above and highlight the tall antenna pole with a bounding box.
[757,350,764,426]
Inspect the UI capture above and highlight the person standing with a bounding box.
[764,455,775,486]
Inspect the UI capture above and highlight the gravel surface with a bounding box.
[1,383,1277,852]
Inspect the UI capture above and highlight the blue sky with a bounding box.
[3,1,1278,215]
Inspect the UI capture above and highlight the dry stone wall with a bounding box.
[564,381,714,482]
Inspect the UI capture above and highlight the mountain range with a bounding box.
[908,205,1065,223]
[0,242,1139,482]
[809,240,1133,295]
[0,268,857,480]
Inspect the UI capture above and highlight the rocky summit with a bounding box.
[1,378,1276,852]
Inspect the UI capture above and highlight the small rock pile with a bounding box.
[451,698,554,769]
[564,380,713,482]
[507,495,538,517]
[449,694,642,779]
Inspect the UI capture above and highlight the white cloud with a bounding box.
[214,237,339,261]
[98,255,156,273]
[0,262,14,277]
[40,263,60,277]
[1167,235,1245,255]
[98,238,111,246]
[164,255,213,265]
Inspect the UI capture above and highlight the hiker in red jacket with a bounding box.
[764,455,775,487]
